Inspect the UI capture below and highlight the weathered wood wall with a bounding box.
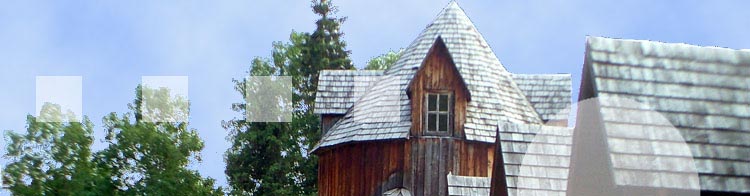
[454,140,494,177]
[408,137,453,196]
[404,37,490,196]
[406,138,495,196]
[408,37,469,138]
[317,139,495,196]
[317,141,408,196]
[318,37,498,196]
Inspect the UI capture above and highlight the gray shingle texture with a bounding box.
[314,1,546,151]
[585,36,750,193]
[314,70,384,114]
[512,74,572,122]
[447,173,491,196]
[446,123,572,196]
[499,122,572,196]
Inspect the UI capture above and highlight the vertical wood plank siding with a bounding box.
[407,138,494,196]
[318,38,498,196]
[317,139,495,196]
[409,37,470,138]
[317,141,407,196]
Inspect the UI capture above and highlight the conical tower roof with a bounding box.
[315,1,541,150]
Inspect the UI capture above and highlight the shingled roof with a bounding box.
[314,70,384,114]
[448,122,573,196]
[314,1,545,151]
[580,36,750,193]
[447,173,491,196]
[499,122,572,196]
[313,71,571,124]
[512,74,572,123]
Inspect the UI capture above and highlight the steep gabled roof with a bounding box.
[314,1,541,151]
[314,70,384,114]
[386,1,542,129]
[406,36,471,102]
[580,36,750,193]
[512,74,572,123]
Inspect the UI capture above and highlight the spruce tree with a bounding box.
[224,0,354,195]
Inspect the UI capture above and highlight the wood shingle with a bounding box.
[313,2,564,151]
[512,74,572,123]
[314,70,384,114]
[581,36,750,193]
[448,122,572,196]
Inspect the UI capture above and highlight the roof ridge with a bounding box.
[314,1,548,151]
[587,36,750,65]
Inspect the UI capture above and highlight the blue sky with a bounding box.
[1,0,749,192]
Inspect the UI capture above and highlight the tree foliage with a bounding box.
[3,104,103,195]
[97,86,223,195]
[365,49,403,70]
[224,56,307,195]
[224,0,354,195]
[3,87,222,196]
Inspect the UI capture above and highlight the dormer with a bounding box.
[407,36,471,138]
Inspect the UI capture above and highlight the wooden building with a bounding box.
[312,2,572,196]
[313,2,750,196]
[483,38,750,196]
[562,37,750,196]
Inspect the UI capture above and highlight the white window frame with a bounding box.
[424,92,452,135]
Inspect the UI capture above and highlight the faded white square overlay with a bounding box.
[245,76,292,122]
[36,76,82,122]
[141,76,189,123]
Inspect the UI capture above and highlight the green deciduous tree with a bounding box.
[3,104,104,195]
[97,86,223,195]
[365,49,403,70]
[3,87,222,196]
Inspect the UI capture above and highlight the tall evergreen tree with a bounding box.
[295,0,355,104]
[224,53,305,195]
[224,0,354,195]
[294,0,355,194]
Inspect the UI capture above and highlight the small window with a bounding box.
[425,93,452,134]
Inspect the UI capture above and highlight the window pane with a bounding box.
[428,113,437,131]
[439,114,448,132]
[428,94,437,111]
[439,94,449,111]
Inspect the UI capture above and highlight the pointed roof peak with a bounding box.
[432,0,472,26]
[312,1,543,151]
[385,0,509,76]
[446,0,460,8]
[382,0,542,130]
[378,0,540,126]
